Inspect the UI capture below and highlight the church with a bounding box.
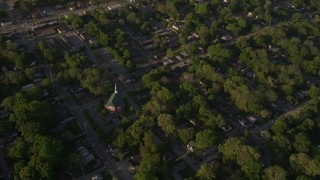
[104,84,124,113]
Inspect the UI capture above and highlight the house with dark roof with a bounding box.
[104,84,124,113]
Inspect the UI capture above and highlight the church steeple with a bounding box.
[114,83,118,94]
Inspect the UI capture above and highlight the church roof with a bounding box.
[104,84,124,107]
[105,92,124,107]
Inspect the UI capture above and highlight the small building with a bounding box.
[104,84,124,113]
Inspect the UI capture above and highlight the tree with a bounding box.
[179,128,194,145]
[25,67,36,79]
[272,135,292,158]
[293,132,311,153]
[127,12,141,25]
[263,165,287,180]
[43,48,54,62]
[195,129,216,150]
[20,1,31,12]
[8,138,28,160]
[196,164,216,180]
[65,53,86,68]
[196,25,210,45]
[3,71,25,85]
[219,137,261,178]
[126,60,135,71]
[195,3,209,16]
[157,113,176,136]
[1,96,15,110]
[290,153,320,176]
[207,43,232,64]
[308,85,320,100]
[166,48,175,58]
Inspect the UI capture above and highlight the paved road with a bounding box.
[0,1,123,34]
[250,98,312,135]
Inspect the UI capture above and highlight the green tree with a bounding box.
[290,153,320,176]
[293,132,311,153]
[196,164,216,180]
[308,85,320,100]
[195,3,209,16]
[178,128,194,144]
[262,165,287,180]
[157,113,176,136]
[195,129,216,150]
[207,43,232,64]
[219,137,261,179]
[65,53,86,68]
[8,138,28,160]
[1,96,15,110]
[43,49,54,62]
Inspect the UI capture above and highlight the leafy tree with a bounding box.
[65,53,86,68]
[263,165,287,180]
[196,164,216,180]
[8,138,28,160]
[80,68,110,96]
[43,48,54,62]
[178,128,194,145]
[126,60,135,71]
[272,135,292,158]
[219,138,261,179]
[3,71,25,85]
[127,12,141,25]
[207,43,232,64]
[195,129,216,150]
[293,132,311,153]
[195,3,209,16]
[290,153,320,176]
[19,165,37,180]
[1,96,15,110]
[157,113,176,136]
[308,85,320,100]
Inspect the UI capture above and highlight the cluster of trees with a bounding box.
[57,52,112,96]
[64,13,84,29]
[101,1,320,179]
[3,94,63,179]
[84,19,136,71]
[266,101,320,177]
[135,131,170,179]
[0,38,52,96]
[38,41,59,62]
[219,137,262,179]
